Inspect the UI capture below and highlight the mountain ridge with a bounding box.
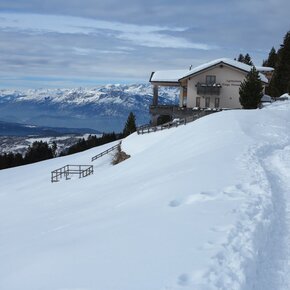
[0,84,179,131]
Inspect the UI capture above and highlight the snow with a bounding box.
[255,66,274,72]
[151,58,269,83]
[0,84,179,107]
[277,93,290,100]
[1,100,290,289]
[150,69,190,82]
[261,94,272,102]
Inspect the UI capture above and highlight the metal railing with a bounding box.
[51,164,94,183]
[91,141,121,162]
[137,117,195,135]
[196,83,222,95]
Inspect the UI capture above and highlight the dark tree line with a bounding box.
[235,53,253,65]
[0,141,54,170]
[61,132,121,156]
[263,31,290,98]
[236,31,290,105]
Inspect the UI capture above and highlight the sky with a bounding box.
[0,0,289,89]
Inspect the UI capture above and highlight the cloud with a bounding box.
[117,32,216,50]
[0,12,215,49]
[0,0,289,88]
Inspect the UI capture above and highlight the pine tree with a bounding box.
[24,141,53,163]
[123,112,137,137]
[236,53,253,65]
[269,31,290,97]
[237,54,245,63]
[263,47,277,68]
[239,67,264,109]
[243,53,253,65]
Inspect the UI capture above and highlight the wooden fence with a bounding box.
[51,164,94,183]
[91,141,121,162]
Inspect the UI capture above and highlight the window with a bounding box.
[182,96,187,107]
[215,98,220,108]
[196,97,200,107]
[206,75,216,85]
[205,97,210,107]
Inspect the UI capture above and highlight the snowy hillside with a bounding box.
[1,100,290,290]
[0,84,179,131]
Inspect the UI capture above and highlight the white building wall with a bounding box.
[186,65,251,109]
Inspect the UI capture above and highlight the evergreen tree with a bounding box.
[269,31,290,98]
[63,132,119,156]
[123,112,137,137]
[237,54,245,63]
[13,153,24,166]
[0,152,25,170]
[236,53,253,65]
[263,47,277,68]
[243,53,253,65]
[263,47,278,95]
[24,141,53,163]
[239,67,264,109]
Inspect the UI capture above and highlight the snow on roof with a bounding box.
[150,69,189,83]
[151,58,269,84]
[256,66,274,72]
[180,58,268,83]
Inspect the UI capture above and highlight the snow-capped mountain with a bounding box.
[0,84,179,132]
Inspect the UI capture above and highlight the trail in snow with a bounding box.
[252,145,290,290]
[202,101,290,290]
[204,144,276,290]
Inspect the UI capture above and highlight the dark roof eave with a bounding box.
[150,80,181,86]
[149,72,155,82]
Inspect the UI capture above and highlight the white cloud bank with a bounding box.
[0,12,217,50]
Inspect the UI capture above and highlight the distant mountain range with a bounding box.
[0,84,178,132]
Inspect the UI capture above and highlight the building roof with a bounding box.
[150,58,270,84]
[150,69,189,83]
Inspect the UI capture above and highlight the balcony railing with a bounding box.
[196,83,221,95]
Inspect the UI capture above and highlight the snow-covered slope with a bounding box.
[0,84,179,131]
[1,100,290,290]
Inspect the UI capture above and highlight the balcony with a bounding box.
[196,83,221,95]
